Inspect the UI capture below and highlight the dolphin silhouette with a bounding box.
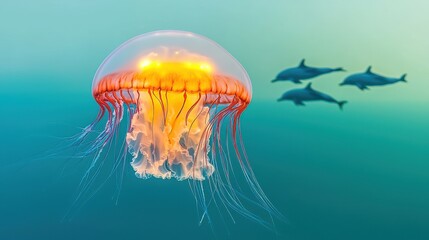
[340,66,407,90]
[278,83,347,110]
[272,59,345,84]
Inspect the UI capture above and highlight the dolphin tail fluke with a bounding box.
[399,74,407,82]
[338,101,348,110]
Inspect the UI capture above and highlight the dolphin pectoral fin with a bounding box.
[293,100,305,106]
[334,67,346,72]
[356,84,369,91]
[292,79,302,84]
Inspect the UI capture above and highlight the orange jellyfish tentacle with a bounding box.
[163,90,169,125]
[151,90,164,125]
[192,94,236,179]
[147,89,156,160]
[191,94,220,165]
[135,90,141,114]
[176,92,188,120]
[157,89,166,126]
[185,92,201,126]
[185,93,209,145]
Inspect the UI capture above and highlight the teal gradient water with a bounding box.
[1,0,429,239]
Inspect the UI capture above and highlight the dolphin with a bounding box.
[278,83,347,110]
[272,59,345,84]
[340,66,407,90]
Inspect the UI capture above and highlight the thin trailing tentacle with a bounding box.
[190,96,283,230]
[62,91,138,221]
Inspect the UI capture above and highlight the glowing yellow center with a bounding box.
[138,60,214,74]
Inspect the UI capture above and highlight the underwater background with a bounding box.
[1,0,429,239]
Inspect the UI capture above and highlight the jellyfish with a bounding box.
[72,30,282,227]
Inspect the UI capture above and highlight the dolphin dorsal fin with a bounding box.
[305,82,312,89]
[366,66,372,73]
[299,59,306,67]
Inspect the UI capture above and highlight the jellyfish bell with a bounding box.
[77,30,281,228]
[92,31,252,94]
[93,31,250,180]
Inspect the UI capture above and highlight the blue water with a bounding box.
[1,0,429,239]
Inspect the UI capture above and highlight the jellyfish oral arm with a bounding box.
[126,90,214,180]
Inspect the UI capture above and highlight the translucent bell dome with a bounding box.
[92,30,252,97]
